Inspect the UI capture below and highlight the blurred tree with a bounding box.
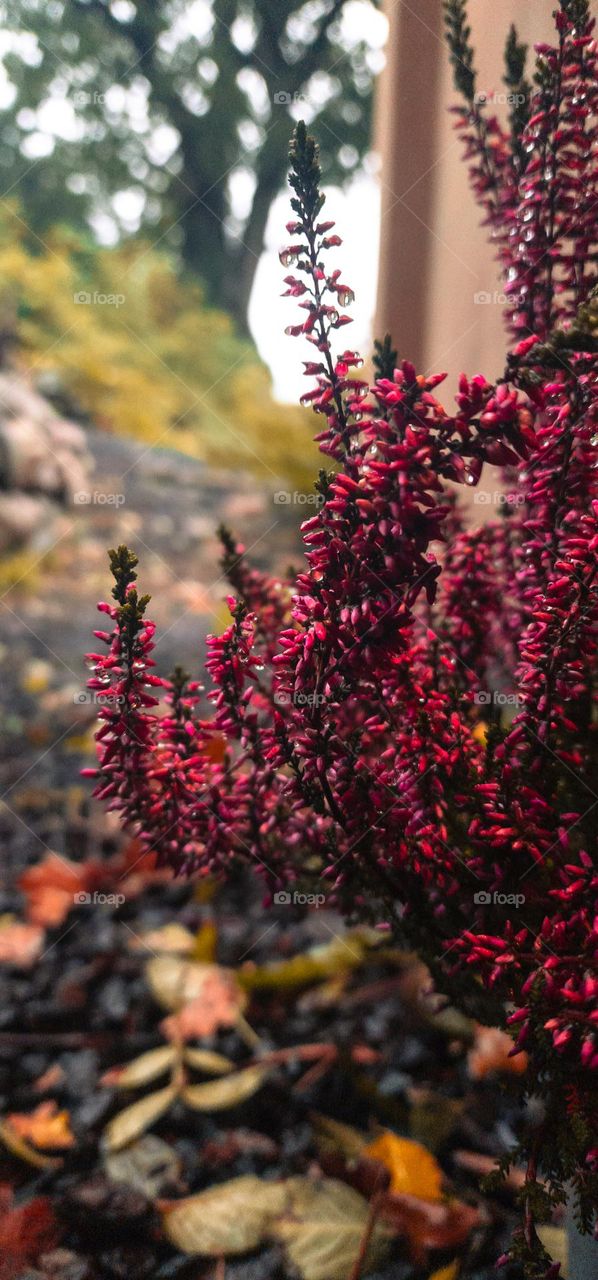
[0,0,383,332]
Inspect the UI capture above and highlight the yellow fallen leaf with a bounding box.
[104,1085,177,1152]
[101,1045,176,1089]
[128,923,195,954]
[182,1065,269,1111]
[193,919,217,962]
[239,932,371,992]
[162,1175,288,1255]
[428,1263,460,1280]
[364,1132,443,1201]
[0,1120,63,1169]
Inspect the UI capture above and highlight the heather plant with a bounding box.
[86,3,598,1274]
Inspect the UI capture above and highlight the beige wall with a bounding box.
[374,1,557,388]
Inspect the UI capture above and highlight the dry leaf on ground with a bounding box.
[128,923,195,955]
[18,852,96,928]
[101,1045,176,1089]
[161,1174,288,1255]
[271,1177,394,1280]
[104,1085,177,1152]
[182,1064,269,1111]
[365,1132,443,1201]
[467,1025,528,1079]
[0,917,44,968]
[5,1102,75,1150]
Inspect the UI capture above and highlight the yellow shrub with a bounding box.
[0,203,319,490]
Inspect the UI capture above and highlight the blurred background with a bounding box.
[0,0,556,862]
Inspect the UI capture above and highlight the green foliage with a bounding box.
[0,202,318,487]
[0,0,382,327]
[443,0,476,102]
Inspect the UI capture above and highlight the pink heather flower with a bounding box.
[87,9,598,1274]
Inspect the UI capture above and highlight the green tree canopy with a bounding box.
[0,0,383,330]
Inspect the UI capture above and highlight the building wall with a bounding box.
[374,1,557,389]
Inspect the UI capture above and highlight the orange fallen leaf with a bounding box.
[18,853,93,928]
[6,1101,75,1150]
[467,1025,528,1080]
[365,1132,443,1201]
[0,918,44,968]
[161,967,243,1042]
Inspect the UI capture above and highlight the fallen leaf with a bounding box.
[407,1088,464,1153]
[34,1064,65,1093]
[0,1185,60,1277]
[452,1148,526,1191]
[101,1045,176,1089]
[128,923,195,955]
[0,1121,63,1169]
[467,1025,528,1079]
[537,1225,568,1278]
[380,1193,480,1266]
[311,1113,367,1162]
[147,956,246,1041]
[147,954,245,1015]
[5,1101,75,1150]
[104,1134,182,1198]
[183,1047,234,1075]
[0,917,44,968]
[18,853,95,928]
[104,1085,177,1152]
[272,1177,394,1280]
[182,1065,269,1111]
[239,932,372,992]
[161,1175,288,1255]
[193,918,218,962]
[429,1264,460,1280]
[365,1133,443,1201]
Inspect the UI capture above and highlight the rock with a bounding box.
[0,492,53,554]
[0,372,92,532]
